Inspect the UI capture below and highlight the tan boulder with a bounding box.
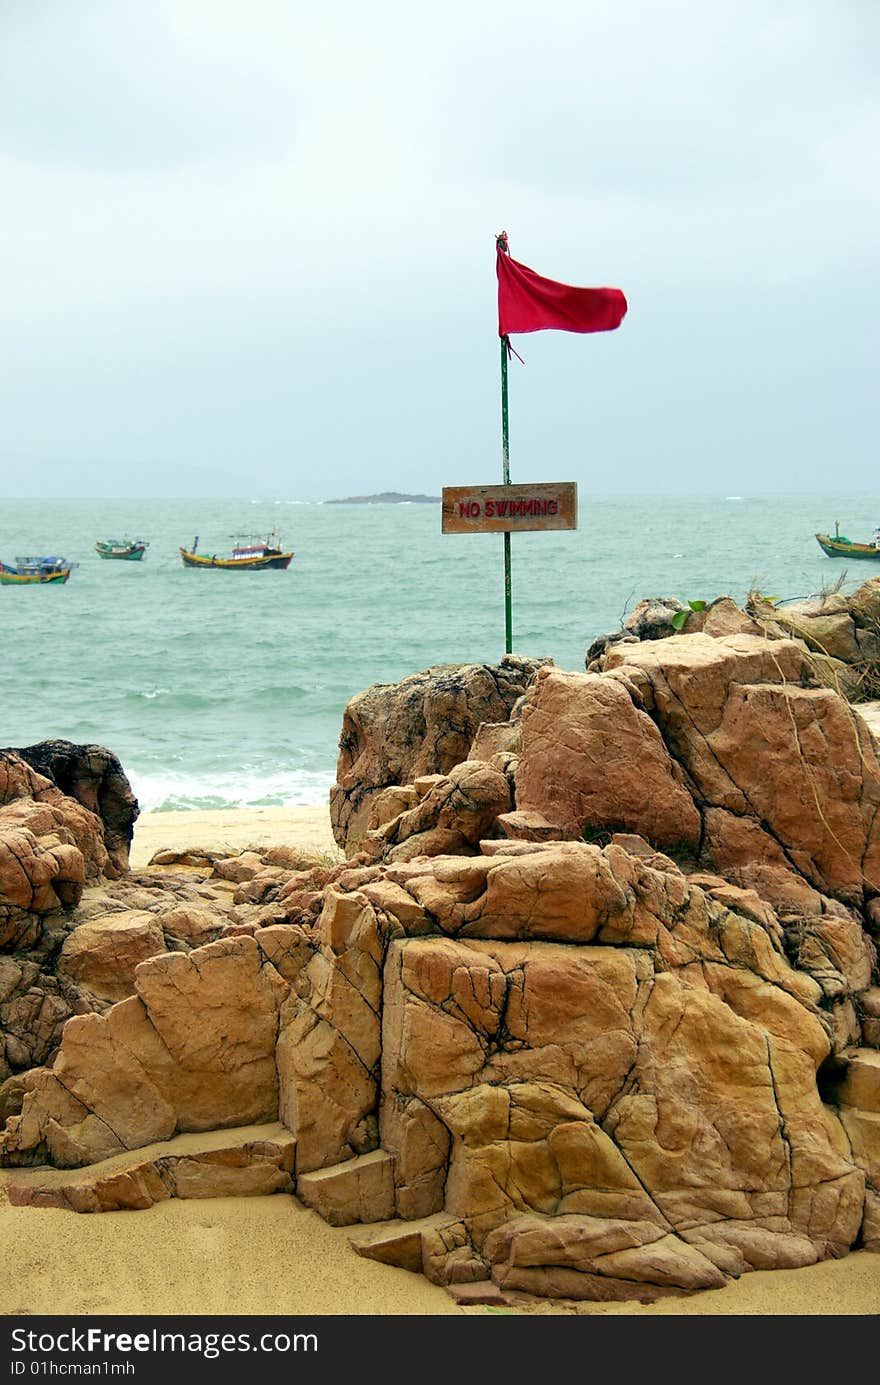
[824,1049,880,1112]
[703,683,880,904]
[374,931,863,1282]
[603,631,808,737]
[483,1214,726,1299]
[0,825,87,947]
[254,923,315,983]
[348,1217,435,1274]
[605,972,860,1253]
[699,963,828,1064]
[860,1189,880,1251]
[496,809,573,843]
[837,1107,880,1195]
[515,667,701,854]
[414,775,445,798]
[367,786,418,831]
[7,741,138,878]
[57,911,168,1002]
[395,841,659,945]
[0,797,105,884]
[432,1081,665,1238]
[0,984,79,1071]
[4,1123,295,1211]
[2,937,288,1166]
[699,808,827,915]
[1,1067,126,1168]
[380,936,645,1221]
[364,761,512,863]
[277,996,378,1173]
[0,756,54,804]
[788,916,877,998]
[277,890,386,1172]
[330,655,548,851]
[689,597,763,639]
[356,878,430,931]
[155,905,226,945]
[127,938,288,1131]
[378,1095,450,1221]
[768,603,862,663]
[211,851,265,883]
[606,634,880,906]
[0,742,139,880]
[467,720,521,761]
[0,751,111,883]
[296,1149,395,1226]
[493,808,573,836]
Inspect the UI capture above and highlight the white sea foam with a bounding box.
[129,767,336,814]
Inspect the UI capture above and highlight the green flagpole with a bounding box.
[501,336,512,655]
[497,232,512,655]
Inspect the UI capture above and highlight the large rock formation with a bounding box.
[0,752,111,896]
[330,656,549,853]
[0,745,145,1087]
[3,838,875,1303]
[10,740,139,878]
[3,591,880,1308]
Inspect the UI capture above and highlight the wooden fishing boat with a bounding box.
[815,521,880,560]
[95,537,149,560]
[179,528,293,570]
[0,558,71,585]
[14,554,78,575]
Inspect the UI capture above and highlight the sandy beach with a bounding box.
[129,805,343,869]
[0,1188,876,1318]
[3,807,877,1319]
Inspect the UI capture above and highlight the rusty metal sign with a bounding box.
[441,482,578,535]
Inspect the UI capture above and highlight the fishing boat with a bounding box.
[179,528,294,570]
[815,521,880,560]
[0,556,72,585]
[95,537,149,560]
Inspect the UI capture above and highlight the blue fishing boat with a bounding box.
[0,556,74,585]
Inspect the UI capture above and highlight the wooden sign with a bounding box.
[442,482,578,535]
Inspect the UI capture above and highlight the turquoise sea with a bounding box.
[2,494,876,813]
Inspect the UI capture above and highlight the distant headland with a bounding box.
[324,492,440,505]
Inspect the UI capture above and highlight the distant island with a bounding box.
[324,492,440,505]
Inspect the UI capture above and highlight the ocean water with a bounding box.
[1,494,876,813]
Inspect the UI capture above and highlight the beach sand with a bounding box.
[2,808,876,1319]
[0,1187,876,1318]
[129,805,343,869]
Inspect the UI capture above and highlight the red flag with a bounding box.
[497,237,627,337]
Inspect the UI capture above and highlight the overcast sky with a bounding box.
[0,0,876,499]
